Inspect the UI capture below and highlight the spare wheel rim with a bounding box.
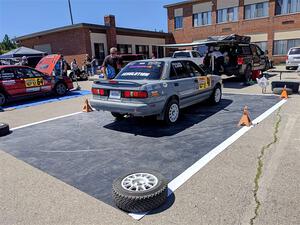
[121,173,158,192]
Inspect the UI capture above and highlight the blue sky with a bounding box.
[0,0,179,41]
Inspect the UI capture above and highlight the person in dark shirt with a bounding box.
[102,47,122,79]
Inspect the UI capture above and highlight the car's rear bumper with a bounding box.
[90,98,164,116]
[286,61,300,67]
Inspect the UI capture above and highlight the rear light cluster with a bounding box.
[91,88,108,96]
[123,90,148,98]
[92,88,148,98]
[237,57,244,65]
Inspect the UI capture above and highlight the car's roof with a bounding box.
[0,65,33,69]
[128,57,194,63]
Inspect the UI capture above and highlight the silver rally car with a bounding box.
[90,58,222,124]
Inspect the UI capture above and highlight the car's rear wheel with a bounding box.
[80,73,88,81]
[0,92,6,106]
[0,123,10,137]
[164,99,180,125]
[55,82,68,96]
[209,85,222,105]
[111,112,125,120]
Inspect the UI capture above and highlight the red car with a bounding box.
[0,54,73,106]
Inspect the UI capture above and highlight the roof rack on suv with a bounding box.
[207,34,251,44]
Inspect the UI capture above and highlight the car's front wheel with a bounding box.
[164,98,180,125]
[54,82,68,96]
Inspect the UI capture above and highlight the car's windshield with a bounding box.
[115,61,165,80]
[173,52,191,58]
[289,48,300,55]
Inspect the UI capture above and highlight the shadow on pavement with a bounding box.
[104,99,233,138]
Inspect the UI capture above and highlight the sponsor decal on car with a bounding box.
[26,87,41,92]
[121,72,150,77]
[25,78,44,87]
[198,76,211,90]
[2,80,16,85]
[41,85,52,91]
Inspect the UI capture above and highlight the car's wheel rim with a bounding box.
[121,173,158,192]
[56,84,66,95]
[214,88,221,103]
[169,104,179,123]
[0,93,5,105]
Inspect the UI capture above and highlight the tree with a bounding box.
[0,34,17,54]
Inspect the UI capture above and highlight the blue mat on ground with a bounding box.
[2,90,91,110]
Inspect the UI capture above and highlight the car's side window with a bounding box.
[0,68,15,80]
[14,68,34,78]
[185,61,204,77]
[171,61,189,79]
[169,65,177,80]
[31,69,44,77]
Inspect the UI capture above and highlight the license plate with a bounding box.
[109,90,121,99]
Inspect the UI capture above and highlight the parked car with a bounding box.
[286,47,300,70]
[0,55,73,106]
[90,58,222,124]
[172,50,204,66]
[120,54,146,66]
[197,34,268,81]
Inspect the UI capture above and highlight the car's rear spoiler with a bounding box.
[94,80,144,87]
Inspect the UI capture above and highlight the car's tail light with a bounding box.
[237,57,244,65]
[123,90,148,98]
[286,55,288,61]
[91,88,108,96]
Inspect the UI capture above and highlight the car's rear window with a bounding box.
[173,52,191,58]
[115,61,165,80]
[289,48,300,55]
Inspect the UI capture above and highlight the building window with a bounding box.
[136,45,149,58]
[217,7,238,23]
[174,16,183,29]
[193,11,212,27]
[275,0,300,15]
[273,39,300,55]
[117,44,132,54]
[245,2,269,19]
[252,41,268,52]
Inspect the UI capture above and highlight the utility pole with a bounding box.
[68,0,74,25]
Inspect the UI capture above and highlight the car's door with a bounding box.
[0,67,26,96]
[16,67,45,94]
[250,44,264,70]
[184,61,213,101]
[30,68,53,93]
[169,61,198,108]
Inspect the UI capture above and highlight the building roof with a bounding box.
[163,0,195,8]
[15,23,171,41]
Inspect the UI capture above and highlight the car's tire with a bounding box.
[0,92,7,106]
[54,82,68,96]
[209,85,222,105]
[112,170,168,213]
[286,66,290,70]
[80,73,88,81]
[244,65,252,82]
[0,123,10,137]
[163,98,180,125]
[111,112,125,120]
[273,87,293,95]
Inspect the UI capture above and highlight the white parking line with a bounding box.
[129,99,287,220]
[11,112,83,131]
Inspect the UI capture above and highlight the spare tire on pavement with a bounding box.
[0,123,10,137]
[273,87,293,95]
[112,170,168,213]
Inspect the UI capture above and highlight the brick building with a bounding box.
[16,15,172,66]
[164,0,300,63]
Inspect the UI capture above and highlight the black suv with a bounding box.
[198,35,269,81]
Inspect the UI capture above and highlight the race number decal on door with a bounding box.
[25,78,44,87]
[198,77,211,90]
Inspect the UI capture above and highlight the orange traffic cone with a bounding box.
[82,99,93,112]
[280,85,288,99]
[238,106,252,127]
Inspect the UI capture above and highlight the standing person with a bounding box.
[102,47,122,79]
[70,59,81,90]
[18,56,28,66]
[84,54,92,76]
[60,55,68,76]
[91,56,98,75]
